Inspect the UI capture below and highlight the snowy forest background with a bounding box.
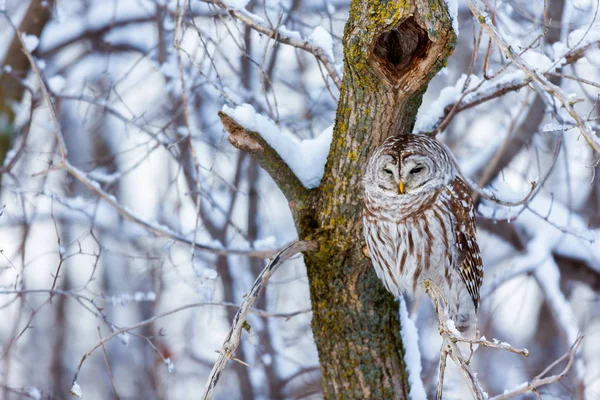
[0,0,599,399]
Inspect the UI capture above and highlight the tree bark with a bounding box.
[0,0,55,164]
[220,0,455,397]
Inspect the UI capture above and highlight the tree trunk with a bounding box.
[0,0,55,165]
[220,0,455,397]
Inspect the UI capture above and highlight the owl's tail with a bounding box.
[448,297,478,338]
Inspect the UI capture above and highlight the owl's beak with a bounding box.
[398,180,405,194]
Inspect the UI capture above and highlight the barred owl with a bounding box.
[363,134,483,332]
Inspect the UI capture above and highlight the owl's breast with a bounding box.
[363,204,456,298]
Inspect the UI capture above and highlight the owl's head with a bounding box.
[364,134,455,200]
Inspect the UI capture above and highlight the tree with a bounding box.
[219,0,456,396]
[0,0,598,399]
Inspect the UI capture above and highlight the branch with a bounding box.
[489,337,583,400]
[201,240,318,400]
[201,0,341,89]
[0,0,54,121]
[218,111,310,202]
[10,15,284,259]
[426,280,583,400]
[65,162,283,257]
[68,298,312,392]
[425,281,486,400]
[467,0,600,153]
[417,26,600,135]
[533,258,586,387]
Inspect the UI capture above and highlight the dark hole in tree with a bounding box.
[373,17,429,75]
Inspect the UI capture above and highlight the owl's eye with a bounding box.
[382,168,394,176]
[410,166,424,174]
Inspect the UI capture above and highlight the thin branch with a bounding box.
[489,337,583,400]
[201,240,319,400]
[218,111,309,202]
[425,281,486,400]
[69,296,314,388]
[200,0,341,89]
[65,162,282,257]
[426,280,583,400]
[467,0,600,153]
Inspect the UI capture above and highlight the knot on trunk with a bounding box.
[371,17,431,86]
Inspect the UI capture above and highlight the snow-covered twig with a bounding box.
[451,336,529,357]
[488,336,583,400]
[200,0,341,89]
[467,0,600,153]
[201,240,318,400]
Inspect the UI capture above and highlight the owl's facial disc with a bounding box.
[376,156,399,192]
[400,156,433,193]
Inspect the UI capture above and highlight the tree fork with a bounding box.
[221,0,456,397]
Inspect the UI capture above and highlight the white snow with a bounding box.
[21,33,39,52]
[503,381,528,395]
[443,0,459,35]
[26,388,42,400]
[399,296,427,400]
[543,123,573,132]
[221,0,249,9]
[446,319,462,337]
[70,381,83,397]
[309,26,334,61]
[165,358,175,373]
[202,268,218,280]
[222,103,333,189]
[521,50,554,71]
[277,24,302,41]
[48,75,67,93]
[415,74,481,132]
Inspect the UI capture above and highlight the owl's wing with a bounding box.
[449,178,484,310]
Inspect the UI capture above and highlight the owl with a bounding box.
[363,134,483,333]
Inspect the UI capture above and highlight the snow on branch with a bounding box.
[466,0,600,153]
[200,0,341,89]
[416,31,600,136]
[398,296,426,400]
[220,104,333,197]
[201,240,318,400]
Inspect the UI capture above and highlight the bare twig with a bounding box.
[69,296,314,388]
[200,0,341,89]
[425,281,486,400]
[201,240,318,400]
[489,337,583,400]
[65,163,282,257]
[467,0,600,153]
[426,280,583,400]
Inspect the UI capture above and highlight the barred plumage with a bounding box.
[363,134,483,332]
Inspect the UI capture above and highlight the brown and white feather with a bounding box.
[363,134,483,332]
